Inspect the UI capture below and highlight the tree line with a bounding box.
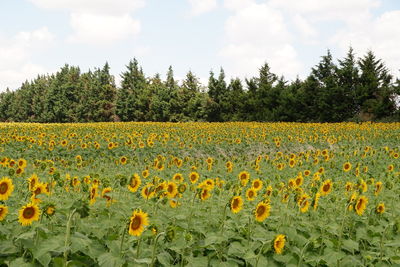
[0,48,399,123]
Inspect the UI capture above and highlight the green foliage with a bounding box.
[0,49,399,122]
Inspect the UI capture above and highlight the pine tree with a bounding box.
[357,51,395,120]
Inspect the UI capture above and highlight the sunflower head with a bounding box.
[18,203,41,226]
[0,205,8,221]
[355,196,368,216]
[230,196,243,214]
[254,201,270,222]
[128,209,149,236]
[274,235,286,254]
[0,177,14,201]
[376,203,385,214]
[320,179,333,196]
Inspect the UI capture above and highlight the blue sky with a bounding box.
[0,0,399,91]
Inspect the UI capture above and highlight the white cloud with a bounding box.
[29,0,145,44]
[188,0,217,16]
[292,15,317,40]
[28,0,145,15]
[68,13,140,44]
[224,0,255,11]
[220,1,302,79]
[0,27,54,91]
[331,10,400,75]
[269,0,380,24]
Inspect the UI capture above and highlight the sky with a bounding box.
[0,0,400,91]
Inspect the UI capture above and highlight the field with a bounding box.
[0,122,399,266]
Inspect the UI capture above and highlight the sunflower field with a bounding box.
[0,122,399,267]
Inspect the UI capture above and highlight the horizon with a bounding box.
[1,0,400,91]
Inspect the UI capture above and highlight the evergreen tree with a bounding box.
[116,59,146,121]
[357,51,395,119]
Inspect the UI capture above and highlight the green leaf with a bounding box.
[342,239,359,253]
[0,240,18,255]
[157,251,172,266]
[97,252,124,267]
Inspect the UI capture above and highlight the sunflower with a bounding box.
[238,171,250,186]
[345,182,353,192]
[0,177,14,201]
[128,174,141,193]
[254,201,271,222]
[169,199,179,208]
[120,156,128,165]
[313,193,320,210]
[265,185,273,197]
[33,183,48,196]
[274,235,286,254]
[320,179,333,196]
[359,179,367,193]
[295,176,303,187]
[18,203,41,226]
[129,209,149,236]
[166,181,178,198]
[246,188,257,201]
[172,173,184,183]
[45,205,56,216]
[200,188,211,201]
[142,169,150,178]
[141,183,155,200]
[226,161,233,169]
[18,158,27,168]
[203,178,215,189]
[0,205,8,221]
[387,164,394,172]
[343,162,351,172]
[252,179,263,191]
[355,196,368,215]
[102,187,113,206]
[304,170,311,176]
[189,172,200,184]
[374,181,383,196]
[88,185,98,205]
[376,203,385,214]
[298,193,310,213]
[230,196,243,213]
[16,167,24,176]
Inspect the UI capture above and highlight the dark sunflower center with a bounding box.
[34,188,41,195]
[356,200,363,210]
[323,184,330,192]
[168,185,174,193]
[23,207,35,219]
[202,189,208,198]
[0,182,8,194]
[130,216,141,230]
[248,191,254,198]
[240,174,247,180]
[232,198,239,208]
[254,182,260,188]
[257,205,266,216]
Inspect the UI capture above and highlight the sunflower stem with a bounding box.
[337,204,348,252]
[150,232,165,267]
[248,216,252,245]
[255,241,270,267]
[136,236,142,258]
[119,223,127,256]
[297,240,312,267]
[63,208,76,267]
[220,203,228,234]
